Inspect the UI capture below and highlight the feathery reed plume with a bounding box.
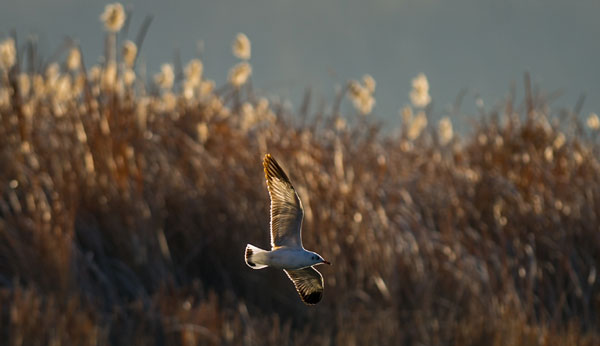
[400,105,413,125]
[438,117,453,145]
[363,74,376,94]
[347,76,376,115]
[88,65,101,82]
[101,61,117,91]
[154,63,174,90]
[0,37,16,70]
[200,80,215,95]
[100,3,126,33]
[544,146,554,162]
[123,68,136,87]
[185,59,203,85]
[183,60,203,100]
[18,73,30,96]
[553,132,566,149]
[122,40,137,68]
[407,110,428,140]
[587,113,600,130]
[228,61,251,88]
[232,33,251,60]
[357,93,375,115]
[66,47,81,71]
[197,122,209,144]
[410,73,431,108]
[46,63,60,88]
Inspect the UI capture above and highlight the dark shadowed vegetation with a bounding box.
[0,8,600,344]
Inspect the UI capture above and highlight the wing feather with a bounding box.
[284,267,324,305]
[263,154,304,248]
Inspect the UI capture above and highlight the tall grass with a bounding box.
[0,9,599,345]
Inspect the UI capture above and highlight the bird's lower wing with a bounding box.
[284,266,324,305]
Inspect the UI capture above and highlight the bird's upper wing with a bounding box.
[284,266,324,305]
[263,154,304,249]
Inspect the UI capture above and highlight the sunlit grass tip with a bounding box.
[438,117,453,145]
[66,47,81,71]
[232,33,251,60]
[154,63,175,90]
[100,3,126,33]
[122,40,137,68]
[0,37,16,70]
[228,61,252,88]
[587,113,600,130]
[410,73,431,108]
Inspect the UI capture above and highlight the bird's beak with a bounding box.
[323,260,331,265]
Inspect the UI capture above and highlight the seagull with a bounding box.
[245,154,330,305]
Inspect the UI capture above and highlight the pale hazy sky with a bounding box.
[2,0,599,126]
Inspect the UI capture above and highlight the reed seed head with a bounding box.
[100,3,126,33]
[228,62,252,88]
[410,73,431,108]
[232,33,251,60]
[0,38,16,70]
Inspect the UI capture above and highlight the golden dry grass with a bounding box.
[0,13,599,345]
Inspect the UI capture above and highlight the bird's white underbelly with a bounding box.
[263,248,311,269]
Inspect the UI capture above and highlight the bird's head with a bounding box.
[309,252,331,266]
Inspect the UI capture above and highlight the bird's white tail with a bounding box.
[245,244,269,269]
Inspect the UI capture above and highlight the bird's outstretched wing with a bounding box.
[284,266,324,305]
[263,154,304,249]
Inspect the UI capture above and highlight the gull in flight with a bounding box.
[245,154,330,305]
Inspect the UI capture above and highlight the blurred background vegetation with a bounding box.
[3,0,600,121]
[0,3,600,345]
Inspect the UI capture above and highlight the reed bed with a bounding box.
[0,5,599,345]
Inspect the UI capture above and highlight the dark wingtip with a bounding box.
[263,153,292,186]
[302,291,323,305]
[263,154,272,181]
[263,154,272,169]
